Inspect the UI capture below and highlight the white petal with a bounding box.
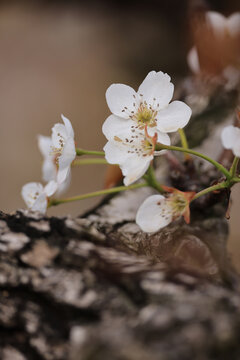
[38,135,56,182]
[206,11,226,35]
[57,138,76,183]
[44,180,58,197]
[137,71,174,110]
[233,142,240,157]
[42,159,57,183]
[52,123,68,147]
[102,114,133,141]
[103,141,130,165]
[187,47,200,74]
[147,128,171,146]
[106,84,139,119]
[61,114,74,138]
[227,13,240,36]
[31,193,48,213]
[38,135,52,159]
[57,166,70,185]
[156,101,192,133]
[122,155,152,186]
[21,182,44,209]
[136,195,173,233]
[56,171,71,196]
[221,126,240,150]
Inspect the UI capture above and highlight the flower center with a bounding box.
[168,194,187,217]
[51,133,65,163]
[27,191,40,207]
[132,103,157,127]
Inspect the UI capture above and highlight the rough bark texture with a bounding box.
[1,85,240,360]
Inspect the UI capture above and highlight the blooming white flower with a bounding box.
[221,125,240,157]
[136,187,195,233]
[51,114,76,184]
[21,180,58,213]
[38,134,71,195]
[104,70,191,136]
[103,71,191,185]
[104,126,163,186]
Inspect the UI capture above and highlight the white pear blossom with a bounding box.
[51,114,76,184]
[21,180,58,213]
[104,125,167,186]
[104,70,192,137]
[136,188,195,233]
[221,125,240,157]
[103,71,191,185]
[38,135,71,195]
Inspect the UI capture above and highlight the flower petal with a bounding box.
[38,135,56,182]
[21,182,44,209]
[57,166,70,185]
[42,159,57,183]
[122,155,152,186]
[187,47,200,74]
[102,114,133,141]
[136,194,173,233]
[156,100,192,133]
[137,71,174,110]
[31,193,48,213]
[206,11,226,35]
[52,123,68,147]
[106,84,139,119]
[57,138,76,184]
[233,142,240,157]
[38,135,52,158]
[61,114,74,138]
[147,128,171,146]
[103,141,130,165]
[56,171,71,196]
[44,180,58,197]
[221,125,240,150]
[227,13,240,36]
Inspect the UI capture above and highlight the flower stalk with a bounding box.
[192,181,228,201]
[72,158,108,166]
[230,156,239,177]
[76,148,105,157]
[156,143,231,179]
[178,128,191,161]
[49,182,148,207]
[144,165,164,193]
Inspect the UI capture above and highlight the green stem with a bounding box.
[72,158,108,166]
[178,129,191,161]
[157,144,231,179]
[49,182,148,207]
[192,181,228,201]
[230,157,239,177]
[76,148,105,157]
[145,165,164,193]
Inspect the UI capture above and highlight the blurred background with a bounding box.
[0,0,240,266]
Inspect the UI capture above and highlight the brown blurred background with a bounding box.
[0,0,240,267]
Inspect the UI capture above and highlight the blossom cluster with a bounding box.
[21,9,240,234]
[103,71,191,185]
